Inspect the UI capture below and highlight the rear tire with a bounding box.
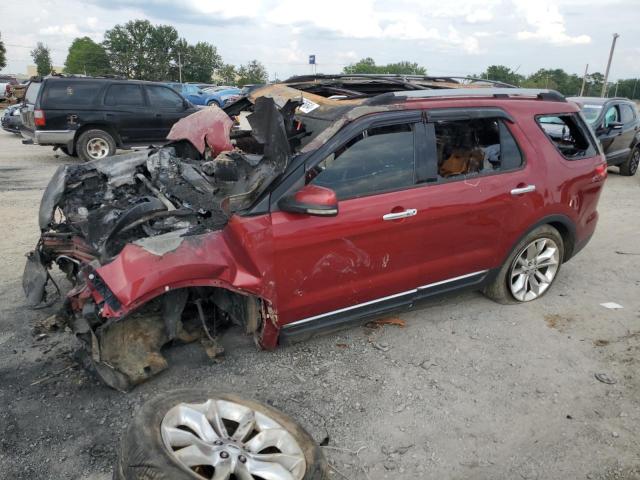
[619,147,639,176]
[483,225,564,305]
[207,100,221,107]
[113,389,328,480]
[77,129,116,162]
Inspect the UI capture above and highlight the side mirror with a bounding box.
[608,121,623,130]
[278,185,338,217]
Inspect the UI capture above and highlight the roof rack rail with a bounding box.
[392,88,566,102]
[284,73,516,88]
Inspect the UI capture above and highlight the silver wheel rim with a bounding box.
[86,137,110,159]
[161,399,306,480]
[509,237,560,302]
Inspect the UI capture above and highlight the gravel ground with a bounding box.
[0,127,639,480]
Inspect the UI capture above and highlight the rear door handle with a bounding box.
[510,185,536,195]
[383,209,417,221]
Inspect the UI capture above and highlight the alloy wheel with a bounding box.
[161,398,307,480]
[509,237,560,302]
[86,137,110,159]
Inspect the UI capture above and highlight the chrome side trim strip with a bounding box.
[282,269,489,330]
[283,288,417,329]
[416,269,488,290]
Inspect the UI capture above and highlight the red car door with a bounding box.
[270,113,428,328]
[410,111,540,295]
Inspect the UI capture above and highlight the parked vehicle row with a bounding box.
[17,77,200,161]
[167,82,241,107]
[3,76,249,161]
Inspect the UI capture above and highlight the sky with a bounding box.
[1,0,639,80]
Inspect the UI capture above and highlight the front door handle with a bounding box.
[383,209,417,221]
[510,185,536,195]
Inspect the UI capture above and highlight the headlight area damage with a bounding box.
[23,97,299,391]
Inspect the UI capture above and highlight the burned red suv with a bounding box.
[23,75,607,390]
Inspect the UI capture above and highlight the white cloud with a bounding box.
[39,24,81,37]
[465,10,494,23]
[515,0,591,45]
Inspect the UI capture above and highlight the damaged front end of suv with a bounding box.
[23,95,303,391]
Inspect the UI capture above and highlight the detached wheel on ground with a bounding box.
[483,225,564,305]
[620,147,639,176]
[113,389,328,480]
[77,129,116,162]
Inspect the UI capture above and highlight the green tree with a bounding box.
[477,65,524,86]
[216,63,237,86]
[343,57,426,75]
[31,42,52,76]
[343,57,377,74]
[180,41,222,83]
[614,78,640,100]
[0,32,6,70]
[103,20,178,80]
[522,68,582,96]
[583,72,604,97]
[237,60,268,85]
[64,37,111,76]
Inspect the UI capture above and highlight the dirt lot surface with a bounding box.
[0,127,639,480]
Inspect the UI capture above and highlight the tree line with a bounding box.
[2,28,638,98]
[477,65,639,99]
[24,20,269,86]
[342,59,639,99]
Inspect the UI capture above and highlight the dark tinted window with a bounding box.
[433,118,523,179]
[620,104,636,124]
[537,113,597,159]
[104,84,144,106]
[42,81,101,106]
[309,123,416,200]
[146,85,184,110]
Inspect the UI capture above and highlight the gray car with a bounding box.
[569,96,640,176]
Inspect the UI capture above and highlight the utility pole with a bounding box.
[178,52,182,83]
[632,78,639,100]
[579,63,588,96]
[614,81,619,97]
[601,33,619,97]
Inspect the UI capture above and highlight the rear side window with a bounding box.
[433,118,523,179]
[309,123,416,200]
[620,104,636,124]
[146,85,184,110]
[104,84,144,106]
[25,82,41,104]
[42,81,101,106]
[537,113,597,159]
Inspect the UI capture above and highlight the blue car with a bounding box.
[167,83,240,107]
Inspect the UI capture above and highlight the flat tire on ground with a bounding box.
[113,389,328,480]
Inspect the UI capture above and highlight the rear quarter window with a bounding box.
[41,81,102,107]
[24,82,41,104]
[536,113,598,160]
